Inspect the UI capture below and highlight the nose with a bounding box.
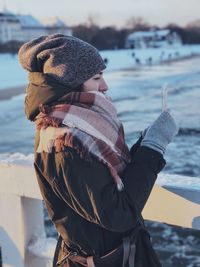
[99,79,108,93]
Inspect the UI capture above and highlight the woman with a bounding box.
[19,34,178,267]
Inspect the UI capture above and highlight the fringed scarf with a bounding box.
[35,91,131,190]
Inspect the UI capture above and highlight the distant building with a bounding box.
[0,10,72,44]
[125,29,182,49]
[41,17,72,36]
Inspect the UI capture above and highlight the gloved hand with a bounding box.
[141,110,178,155]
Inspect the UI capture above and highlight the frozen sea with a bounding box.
[0,50,200,266]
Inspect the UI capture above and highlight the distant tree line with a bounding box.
[1,16,200,53]
[166,23,200,44]
[72,18,200,50]
[71,17,150,50]
[72,24,128,50]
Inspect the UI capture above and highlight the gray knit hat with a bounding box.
[18,34,106,88]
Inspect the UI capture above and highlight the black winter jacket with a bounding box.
[34,131,165,265]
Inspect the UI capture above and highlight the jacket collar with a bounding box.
[25,72,72,121]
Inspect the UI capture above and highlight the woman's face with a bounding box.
[83,72,108,94]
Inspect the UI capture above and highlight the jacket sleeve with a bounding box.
[38,144,165,233]
[122,146,166,214]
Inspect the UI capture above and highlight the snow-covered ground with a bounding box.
[1,44,200,90]
[101,44,200,71]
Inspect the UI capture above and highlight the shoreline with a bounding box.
[1,54,200,101]
[107,53,200,73]
[0,85,26,100]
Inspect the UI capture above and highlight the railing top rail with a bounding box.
[0,162,200,199]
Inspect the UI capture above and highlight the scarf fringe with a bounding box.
[117,179,124,191]
[35,92,131,190]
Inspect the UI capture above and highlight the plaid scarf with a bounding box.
[35,91,131,190]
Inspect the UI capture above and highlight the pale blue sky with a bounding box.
[0,0,200,28]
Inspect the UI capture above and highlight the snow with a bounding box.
[157,173,200,191]
[128,29,170,38]
[0,10,15,16]
[155,29,171,36]
[17,14,43,27]
[0,153,34,165]
[28,230,57,258]
[1,45,200,90]
[101,45,200,71]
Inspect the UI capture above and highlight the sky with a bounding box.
[0,0,200,28]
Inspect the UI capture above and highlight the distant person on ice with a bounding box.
[19,34,178,267]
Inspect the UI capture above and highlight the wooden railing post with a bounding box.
[0,163,57,267]
[0,193,25,267]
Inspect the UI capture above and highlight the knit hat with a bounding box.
[18,34,106,88]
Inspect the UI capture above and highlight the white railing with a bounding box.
[0,163,200,267]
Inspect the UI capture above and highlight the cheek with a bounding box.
[83,80,98,92]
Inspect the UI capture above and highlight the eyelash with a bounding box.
[94,77,100,80]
